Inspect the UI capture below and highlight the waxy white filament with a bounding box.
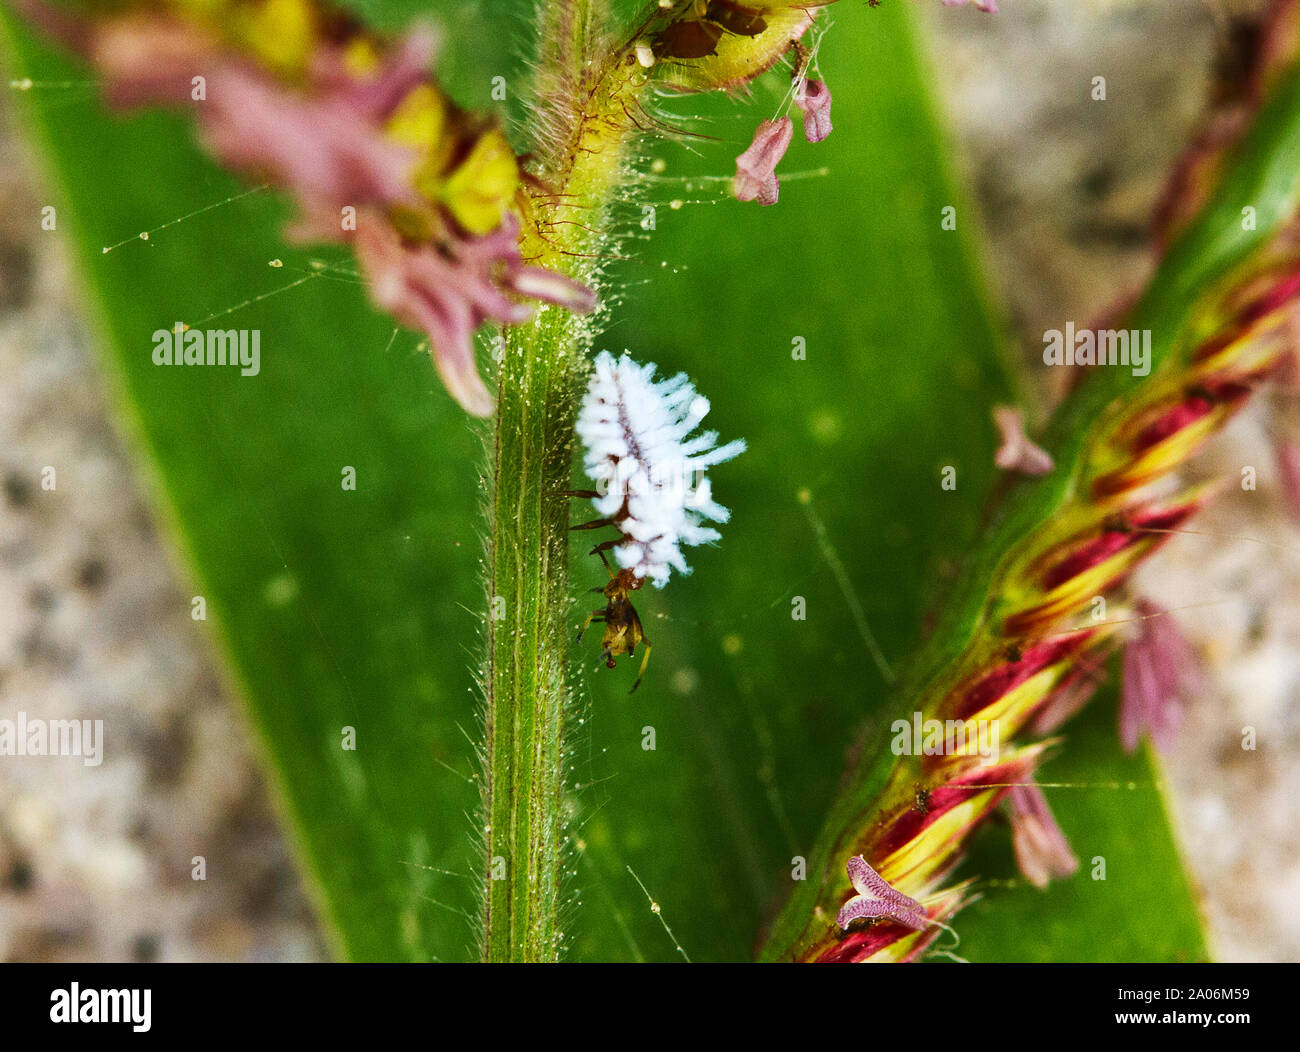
[576,352,746,588]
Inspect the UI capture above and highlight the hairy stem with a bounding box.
[482,307,585,962]
[481,3,645,962]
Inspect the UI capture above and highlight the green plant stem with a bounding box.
[481,3,645,961]
[482,306,586,962]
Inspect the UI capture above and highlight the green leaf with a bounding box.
[0,1,1210,961]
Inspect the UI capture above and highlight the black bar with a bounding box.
[0,962,1291,1038]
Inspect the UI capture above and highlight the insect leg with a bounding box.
[577,609,605,643]
[559,489,601,499]
[594,548,616,577]
[630,640,652,694]
[570,516,616,532]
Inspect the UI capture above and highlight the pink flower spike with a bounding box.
[201,65,424,232]
[16,0,599,419]
[353,215,494,418]
[354,212,596,417]
[1120,599,1200,754]
[508,266,600,315]
[734,117,794,206]
[993,405,1055,476]
[943,0,1000,12]
[85,16,427,233]
[794,78,833,144]
[1274,435,1300,521]
[835,855,929,931]
[1008,781,1078,889]
[309,23,440,119]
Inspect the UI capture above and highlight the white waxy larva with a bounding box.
[576,351,746,588]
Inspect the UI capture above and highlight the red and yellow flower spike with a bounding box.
[760,2,1300,962]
